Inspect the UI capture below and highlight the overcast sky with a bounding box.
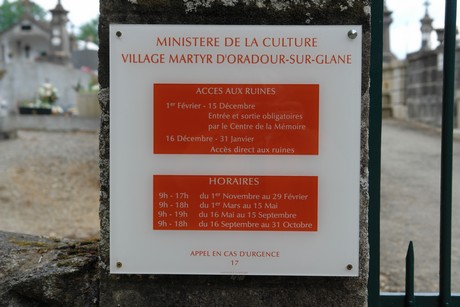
[33,0,458,59]
[386,0,459,59]
[33,0,99,31]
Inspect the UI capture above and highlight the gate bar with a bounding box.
[439,0,457,305]
[368,0,384,305]
[405,242,415,306]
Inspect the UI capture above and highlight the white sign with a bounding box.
[110,25,362,276]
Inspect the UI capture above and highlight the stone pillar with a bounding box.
[99,1,371,305]
[383,2,396,63]
[420,0,434,51]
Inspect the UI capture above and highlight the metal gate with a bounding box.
[368,0,459,306]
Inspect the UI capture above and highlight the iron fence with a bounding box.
[368,0,459,306]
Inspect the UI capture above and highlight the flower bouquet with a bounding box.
[19,82,60,115]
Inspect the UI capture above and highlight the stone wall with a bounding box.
[0,231,98,306]
[382,60,407,119]
[406,51,444,126]
[1,115,99,132]
[98,0,371,306]
[405,47,460,126]
[0,60,93,113]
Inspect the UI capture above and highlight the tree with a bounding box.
[0,0,47,32]
[77,17,98,45]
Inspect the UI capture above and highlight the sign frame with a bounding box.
[109,24,362,276]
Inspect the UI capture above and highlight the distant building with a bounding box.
[0,0,74,65]
[0,0,98,113]
[383,1,460,128]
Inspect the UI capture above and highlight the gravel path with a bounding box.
[380,119,460,293]
[0,130,99,239]
[0,121,458,293]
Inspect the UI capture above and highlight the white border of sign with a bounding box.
[110,24,362,276]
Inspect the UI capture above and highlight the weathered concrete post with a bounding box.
[99,1,370,305]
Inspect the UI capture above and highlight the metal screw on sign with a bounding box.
[116,261,123,268]
[347,264,353,271]
[116,31,122,38]
[348,29,358,39]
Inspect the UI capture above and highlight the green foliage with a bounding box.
[77,17,98,45]
[0,0,47,32]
